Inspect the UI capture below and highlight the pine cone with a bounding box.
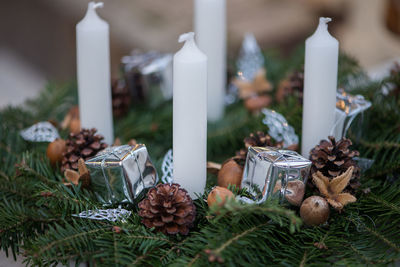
[276,69,304,103]
[236,131,283,158]
[138,183,196,235]
[309,136,360,192]
[112,79,131,118]
[61,128,108,172]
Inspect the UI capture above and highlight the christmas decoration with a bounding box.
[2,49,400,267]
[73,206,132,223]
[46,139,66,166]
[63,158,90,188]
[20,121,60,142]
[86,144,158,205]
[334,89,371,140]
[276,69,304,103]
[309,136,360,192]
[300,196,330,226]
[273,180,305,206]
[217,157,244,188]
[229,35,273,112]
[138,183,196,235]
[122,51,173,106]
[207,186,234,207]
[312,166,357,211]
[236,33,265,82]
[237,131,283,159]
[111,79,131,118]
[69,118,81,134]
[261,108,299,149]
[234,68,272,100]
[61,106,79,131]
[244,95,272,113]
[61,128,108,172]
[241,147,311,204]
[161,149,173,184]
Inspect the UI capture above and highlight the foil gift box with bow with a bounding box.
[85,144,158,205]
[240,147,311,206]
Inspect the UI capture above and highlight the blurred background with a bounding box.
[1,0,400,109]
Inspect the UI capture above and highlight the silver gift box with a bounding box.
[122,51,173,107]
[86,144,158,205]
[241,147,311,206]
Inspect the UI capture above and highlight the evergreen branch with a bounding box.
[17,164,58,185]
[0,182,33,199]
[363,225,400,252]
[212,222,269,256]
[34,226,108,257]
[348,243,399,264]
[357,138,400,150]
[366,193,400,215]
[159,239,189,262]
[187,253,201,267]
[126,234,171,244]
[299,250,308,267]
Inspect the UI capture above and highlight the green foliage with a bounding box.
[0,51,400,266]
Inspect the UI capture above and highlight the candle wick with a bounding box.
[178,32,195,43]
[89,2,104,10]
[319,17,332,25]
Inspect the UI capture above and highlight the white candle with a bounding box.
[76,2,114,144]
[194,0,226,122]
[173,32,207,199]
[301,17,339,157]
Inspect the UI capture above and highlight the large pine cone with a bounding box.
[138,183,196,235]
[309,136,360,192]
[237,131,283,158]
[61,128,107,172]
[276,69,304,104]
[112,79,131,118]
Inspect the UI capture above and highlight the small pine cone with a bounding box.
[236,131,283,158]
[61,128,108,172]
[138,183,196,235]
[309,136,360,192]
[112,79,131,117]
[276,69,304,103]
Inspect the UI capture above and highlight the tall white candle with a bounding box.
[301,17,339,157]
[194,0,226,122]
[76,2,114,144]
[173,32,207,199]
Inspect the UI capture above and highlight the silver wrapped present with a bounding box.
[333,89,371,140]
[122,51,173,107]
[240,147,311,206]
[86,144,158,205]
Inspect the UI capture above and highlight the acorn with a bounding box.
[207,186,234,207]
[285,180,305,206]
[273,180,305,206]
[61,106,79,130]
[46,139,66,166]
[217,158,244,188]
[69,118,81,134]
[300,196,330,226]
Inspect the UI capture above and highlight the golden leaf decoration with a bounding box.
[312,166,357,211]
[233,68,272,99]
